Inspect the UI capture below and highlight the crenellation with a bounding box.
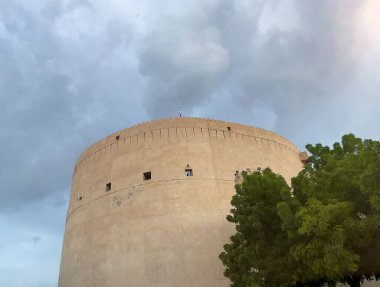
[73,119,301,182]
[242,134,250,144]
[201,127,209,141]
[177,127,187,143]
[268,139,275,150]
[152,129,160,142]
[79,117,295,158]
[168,128,177,144]
[194,127,202,141]
[130,134,137,146]
[161,128,169,142]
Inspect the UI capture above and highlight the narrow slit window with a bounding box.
[106,182,111,192]
[185,169,193,177]
[143,171,151,181]
[227,126,231,131]
[115,135,120,141]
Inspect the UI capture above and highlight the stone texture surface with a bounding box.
[59,117,305,287]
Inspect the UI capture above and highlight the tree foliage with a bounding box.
[220,134,380,287]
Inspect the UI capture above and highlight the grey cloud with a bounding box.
[136,1,270,117]
[0,0,143,211]
[234,0,366,141]
[138,11,230,117]
[136,0,373,147]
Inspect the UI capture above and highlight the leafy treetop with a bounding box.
[220,134,380,287]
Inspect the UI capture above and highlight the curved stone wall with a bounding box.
[59,117,304,287]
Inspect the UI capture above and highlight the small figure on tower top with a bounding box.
[178,109,182,117]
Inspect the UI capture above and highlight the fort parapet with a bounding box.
[59,117,304,287]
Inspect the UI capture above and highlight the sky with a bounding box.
[1,0,380,286]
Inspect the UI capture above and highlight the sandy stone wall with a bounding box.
[59,117,304,287]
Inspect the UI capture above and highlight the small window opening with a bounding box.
[234,170,241,183]
[227,126,231,131]
[185,169,193,176]
[116,135,120,141]
[106,182,112,192]
[143,171,151,181]
[79,196,83,200]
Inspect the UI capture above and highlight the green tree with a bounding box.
[219,168,299,287]
[291,134,380,287]
[220,134,380,287]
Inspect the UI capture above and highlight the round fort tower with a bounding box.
[59,117,305,287]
